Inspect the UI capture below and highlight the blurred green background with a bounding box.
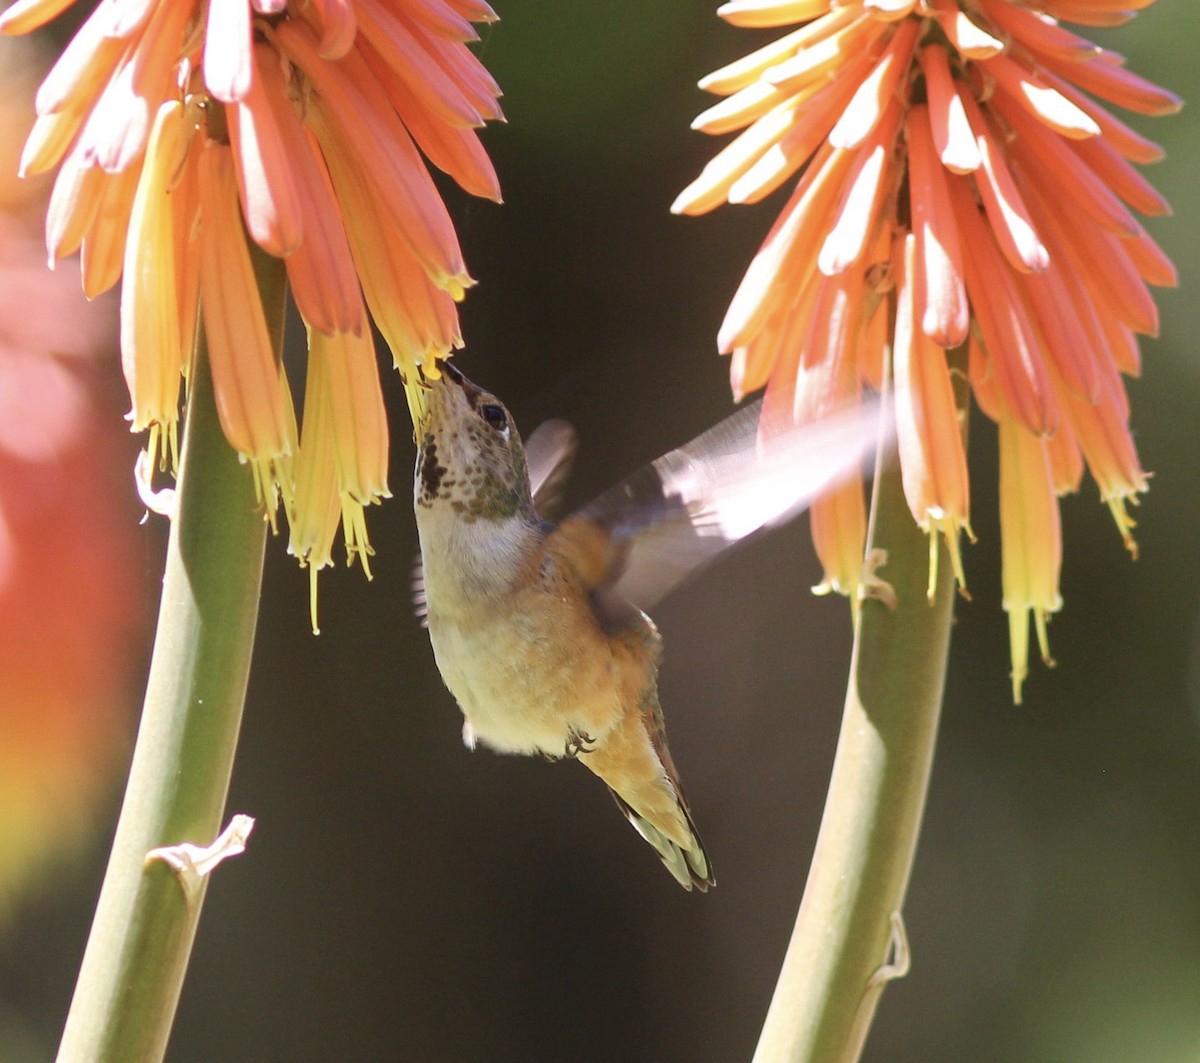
[3,2,1199,1060]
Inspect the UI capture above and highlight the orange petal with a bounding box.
[227,45,304,256]
[893,231,970,596]
[274,21,468,289]
[1045,419,1084,495]
[765,12,888,96]
[906,102,968,348]
[306,0,358,60]
[991,90,1138,237]
[698,21,837,96]
[0,0,79,35]
[121,100,185,435]
[80,161,141,298]
[998,403,1062,704]
[961,94,1049,272]
[45,146,104,262]
[717,144,852,351]
[919,46,981,175]
[1068,134,1171,218]
[1036,48,1182,117]
[728,60,867,204]
[205,0,254,103]
[717,0,833,29]
[926,0,1002,59]
[197,140,293,461]
[360,36,501,201]
[1039,70,1163,163]
[810,475,867,598]
[253,46,362,334]
[949,178,1058,436]
[978,0,1096,62]
[819,94,902,275]
[308,323,390,506]
[978,53,1100,140]
[829,19,919,151]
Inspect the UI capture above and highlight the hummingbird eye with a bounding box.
[479,403,508,432]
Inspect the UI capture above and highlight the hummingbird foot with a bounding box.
[858,548,897,611]
[563,728,597,759]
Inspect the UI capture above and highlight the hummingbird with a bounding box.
[412,363,883,890]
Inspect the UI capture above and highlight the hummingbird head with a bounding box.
[414,362,535,522]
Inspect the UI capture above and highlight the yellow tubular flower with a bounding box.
[3,0,503,604]
[680,0,1179,697]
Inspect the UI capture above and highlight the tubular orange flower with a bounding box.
[680,0,1179,700]
[2,0,503,598]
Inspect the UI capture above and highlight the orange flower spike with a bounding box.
[998,406,1062,705]
[227,43,304,257]
[170,141,202,391]
[402,7,503,122]
[829,19,920,151]
[1011,260,1099,404]
[121,100,186,469]
[906,102,968,349]
[205,0,254,103]
[979,53,1101,140]
[1025,174,1160,338]
[893,233,971,600]
[959,94,1049,273]
[919,45,981,175]
[818,92,902,276]
[197,140,294,505]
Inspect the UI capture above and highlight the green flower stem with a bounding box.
[57,253,286,1063]
[752,395,966,1063]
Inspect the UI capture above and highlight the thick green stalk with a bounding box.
[752,404,964,1063]
[57,255,286,1063]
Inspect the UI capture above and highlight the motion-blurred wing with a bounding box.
[525,419,578,520]
[574,398,888,621]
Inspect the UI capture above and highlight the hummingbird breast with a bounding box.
[423,530,645,758]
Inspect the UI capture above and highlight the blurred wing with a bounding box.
[525,419,578,519]
[575,397,888,619]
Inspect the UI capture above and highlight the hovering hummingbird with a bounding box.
[412,363,884,890]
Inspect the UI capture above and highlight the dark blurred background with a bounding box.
[3,2,1200,1060]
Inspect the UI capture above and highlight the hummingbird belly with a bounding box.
[428,597,625,758]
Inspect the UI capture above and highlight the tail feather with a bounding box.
[610,789,714,892]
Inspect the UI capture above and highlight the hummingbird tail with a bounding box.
[609,789,714,892]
